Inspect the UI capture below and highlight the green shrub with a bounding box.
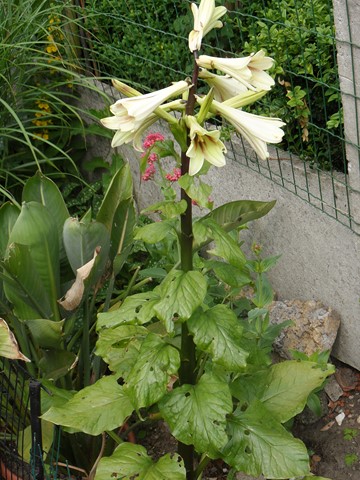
[227,0,344,170]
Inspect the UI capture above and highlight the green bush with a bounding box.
[226,0,344,170]
[84,0,191,90]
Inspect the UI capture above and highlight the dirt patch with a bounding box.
[293,361,360,480]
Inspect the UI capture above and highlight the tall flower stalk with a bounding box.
[99,1,284,478]
[43,3,336,480]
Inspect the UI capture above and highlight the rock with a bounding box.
[325,376,344,402]
[268,299,340,358]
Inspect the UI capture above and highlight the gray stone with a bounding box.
[324,376,344,402]
[269,299,341,359]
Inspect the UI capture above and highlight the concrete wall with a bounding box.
[78,0,360,369]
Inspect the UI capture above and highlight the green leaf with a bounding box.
[97,292,160,329]
[0,203,19,258]
[97,163,133,231]
[253,274,274,307]
[259,360,335,423]
[178,175,213,209]
[95,325,148,375]
[205,260,251,287]
[38,349,77,381]
[42,376,134,436]
[125,333,180,408]
[141,200,187,219]
[22,172,69,257]
[222,400,310,478]
[194,200,276,249]
[111,198,136,275]
[95,443,185,480]
[19,420,54,463]
[188,305,248,370]
[206,221,246,268]
[26,319,64,349]
[2,243,53,319]
[154,270,207,332]
[134,221,176,244]
[63,217,110,274]
[159,373,232,457]
[0,318,30,361]
[7,202,60,319]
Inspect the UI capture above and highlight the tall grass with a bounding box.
[0,0,106,200]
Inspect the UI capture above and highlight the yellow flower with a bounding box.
[188,0,227,52]
[197,50,275,91]
[185,116,227,175]
[211,99,285,160]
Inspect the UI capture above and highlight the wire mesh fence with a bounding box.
[0,358,32,480]
[70,0,360,232]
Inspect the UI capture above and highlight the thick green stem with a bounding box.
[178,51,200,480]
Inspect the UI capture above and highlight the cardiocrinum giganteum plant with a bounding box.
[43,2,334,479]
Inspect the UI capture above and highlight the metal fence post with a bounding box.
[29,380,44,480]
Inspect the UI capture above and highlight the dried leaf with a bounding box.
[0,318,30,362]
[58,249,99,311]
[320,420,335,431]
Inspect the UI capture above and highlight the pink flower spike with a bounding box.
[143,132,165,149]
[165,168,182,182]
[148,152,158,164]
[142,163,156,181]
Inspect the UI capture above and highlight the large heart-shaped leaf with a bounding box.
[188,305,248,370]
[222,400,310,479]
[42,376,134,435]
[154,270,207,332]
[159,373,232,457]
[259,360,335,423]
[97,291,160,330]
[95,443,185,480]
[125,333,180,408]
[134,221,176,244]
[95,325,148,376]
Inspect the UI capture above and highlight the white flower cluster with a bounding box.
[101,0,285,175]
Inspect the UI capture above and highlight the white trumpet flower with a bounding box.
[101,80,190,134]
[198,69,247,102]
[247,50,275,91]
[197,50,275,91]
[106,113,159,150]
[211,100,285,160]
[185,116,227,175]
[188,0,227,52]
